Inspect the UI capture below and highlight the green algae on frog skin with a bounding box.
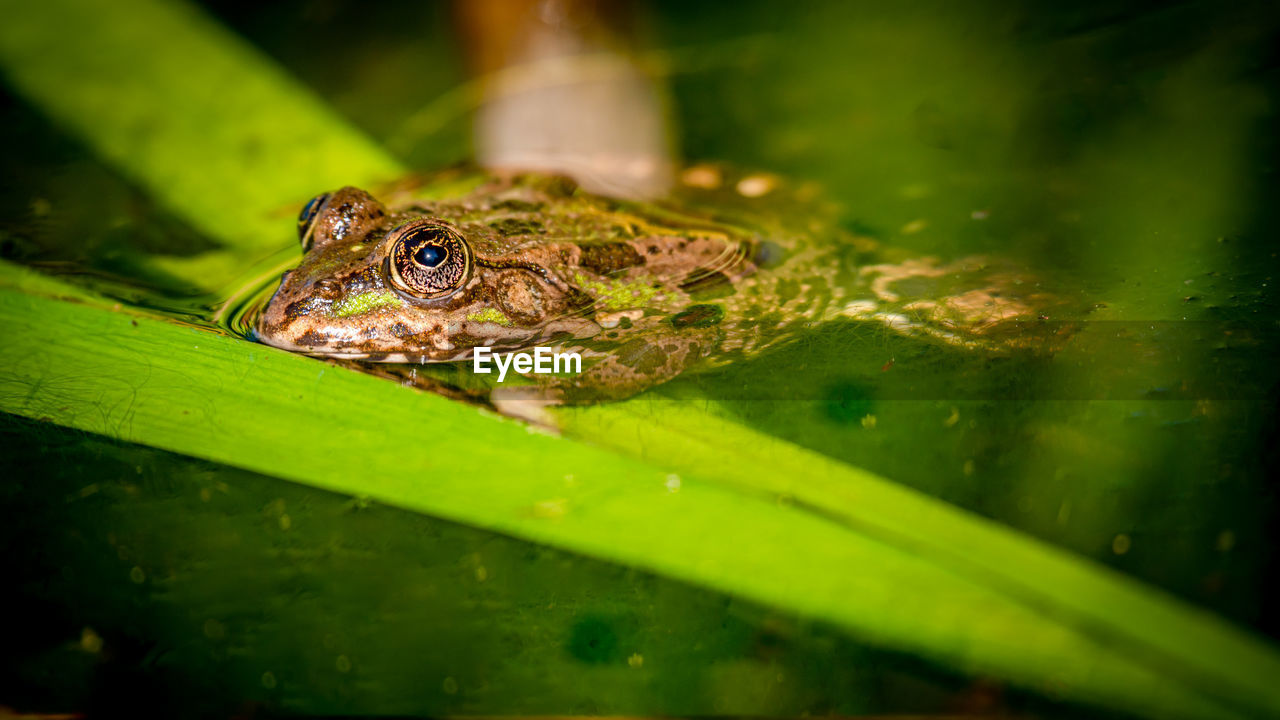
[572,272,661,310]
[256,167,1076,407]
[467,308,512,326]
[332,290,401,318]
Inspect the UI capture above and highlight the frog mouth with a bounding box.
[312,349,486,364]
[252,329,480,364]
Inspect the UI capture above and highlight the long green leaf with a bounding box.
[0,260,1268,720]
[562,400,1280,716]
[0,0,401,290]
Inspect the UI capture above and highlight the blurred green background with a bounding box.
[2,0,1278,716]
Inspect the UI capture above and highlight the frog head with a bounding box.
[255,186,587,362]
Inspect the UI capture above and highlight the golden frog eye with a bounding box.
[386,220,473,299]
[297,192,330,251]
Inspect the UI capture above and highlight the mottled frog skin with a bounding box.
[256,166,1068,407]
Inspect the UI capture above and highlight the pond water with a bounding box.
[1,0,1278,716]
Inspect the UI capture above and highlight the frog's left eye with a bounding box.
[386,220,473,299]
[297,192,330,251]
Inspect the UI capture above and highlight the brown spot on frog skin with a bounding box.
[579,242,644,275]
[283,296,330,321]
[296,329,328,347]
[670,304,725,329]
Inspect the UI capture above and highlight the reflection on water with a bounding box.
[215,252,295,342]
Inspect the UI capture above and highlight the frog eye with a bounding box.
[297,192,330,251]
[386,220,473,299]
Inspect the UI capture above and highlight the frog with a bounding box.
[254,165,1075,417]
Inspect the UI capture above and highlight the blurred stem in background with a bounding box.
[456,0,675,198]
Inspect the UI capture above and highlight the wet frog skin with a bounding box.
[256,167,1070,408]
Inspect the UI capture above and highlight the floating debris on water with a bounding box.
[1112,534,1132,555]
[736,174,777,197]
